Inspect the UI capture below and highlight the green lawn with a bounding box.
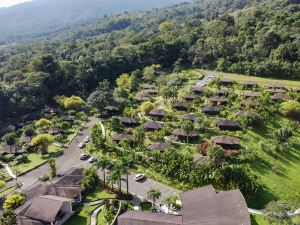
[243,117,300,209]
[97,210,106,225]
[64,205,98,225]
[216,71,300,87]
[0,186,16,198]
[84,185,115,202]
[251,214,300,225]
[140,202,152,211]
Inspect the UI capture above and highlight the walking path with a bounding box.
[0,163,16,179]
[90,204,104,225]
[99,120,106,139]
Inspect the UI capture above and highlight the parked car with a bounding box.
[78,142,85,148]
[84,136,90,143]
[134,173,146,182]
[80,154,90,160]
[88,157,97,164]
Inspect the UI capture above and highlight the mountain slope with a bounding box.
[0,0,190,43]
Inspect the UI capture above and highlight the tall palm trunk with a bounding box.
[126,171,129,195]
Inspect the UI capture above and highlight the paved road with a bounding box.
[6,116,99,190]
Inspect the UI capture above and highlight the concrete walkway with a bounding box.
[99,120,106,139]
[90,204,104,225]
[1,163,16,179]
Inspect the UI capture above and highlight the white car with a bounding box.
[134,173,146,182]
[78,142,85,148]
[207,75,214,79]
[84,136,90,143]
[88,157,97,164]
[80,154,90,160]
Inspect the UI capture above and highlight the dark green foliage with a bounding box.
[82,167,100,192]
[0,209,17,225]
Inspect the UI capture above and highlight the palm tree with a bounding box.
[147,189,161,210]
[111,163,123,192]
[97,155,111,186]
[121,156,134,195]
[163,196,174,213]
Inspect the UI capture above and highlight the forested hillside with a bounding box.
[0,0,299,120]
[0,0,190,43]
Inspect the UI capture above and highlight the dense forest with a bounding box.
[0,0,299,121]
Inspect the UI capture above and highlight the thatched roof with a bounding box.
[209,96,228,103]
[172,129,199,137]
[135,96,152,102]
[202,106,221,113]
[268,89,287,93]
[48,127,64,135]
[294,87,300,93]
[143,84,155,90]
[211,136,240,145]
[271,93,292,101]
[145,89,159,94]
[183,94,198,100]
[147,143,171,152]
[172,102,187,110]
[235,110,258,117]
[267,84,286,89]
[143,121,164,130]
[105,106,119,111]
[215,120,240,127]
[191,86,208,93]
[149,109,167,117]
[112,133,134,142]
[241,81,257,87]
[119,117,139,125]
[0,145,20,154]
[216,89,233,96]
[182,114,199,121]
[60,115,73,122]
[243,92,261,97]
[240,98,257,106]
[20,136,32,144]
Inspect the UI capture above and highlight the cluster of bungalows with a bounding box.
[0,106,77,159]
[16,167,84,225]
[105,75,299,158]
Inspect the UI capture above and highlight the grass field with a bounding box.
[242,116,300,209]
[216,71,300,87]
[251,214,300,225]
[84,185,115,202]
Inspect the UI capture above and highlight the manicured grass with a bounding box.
[64,205,98,225]
[251,214,300,225]
[84,185,115,202]
[140,202,152,211]
[97,210,106,225]
[216,71,300,87]
[243,117,300,209]
[0,186,16,198]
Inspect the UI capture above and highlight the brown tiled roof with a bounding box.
[147,143,171,152]
[17,217,45,225]
[24,196,71,223]
[0,145,20,154]
[267,83,285,89]
[181,186,250,225]
[55,175,84,186]
[211,136,240,145]
[60,115,73,122]
[215,120,240,127]
[135,96,152,102]
[172,102,187,110]
[112,133,134,142]
[143,121,164,130]
[220,78,235,83]
[118,211,182,225]
[149,109,167,117]
[241,81,257,86]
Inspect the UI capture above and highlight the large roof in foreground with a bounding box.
[118,185,250,225]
